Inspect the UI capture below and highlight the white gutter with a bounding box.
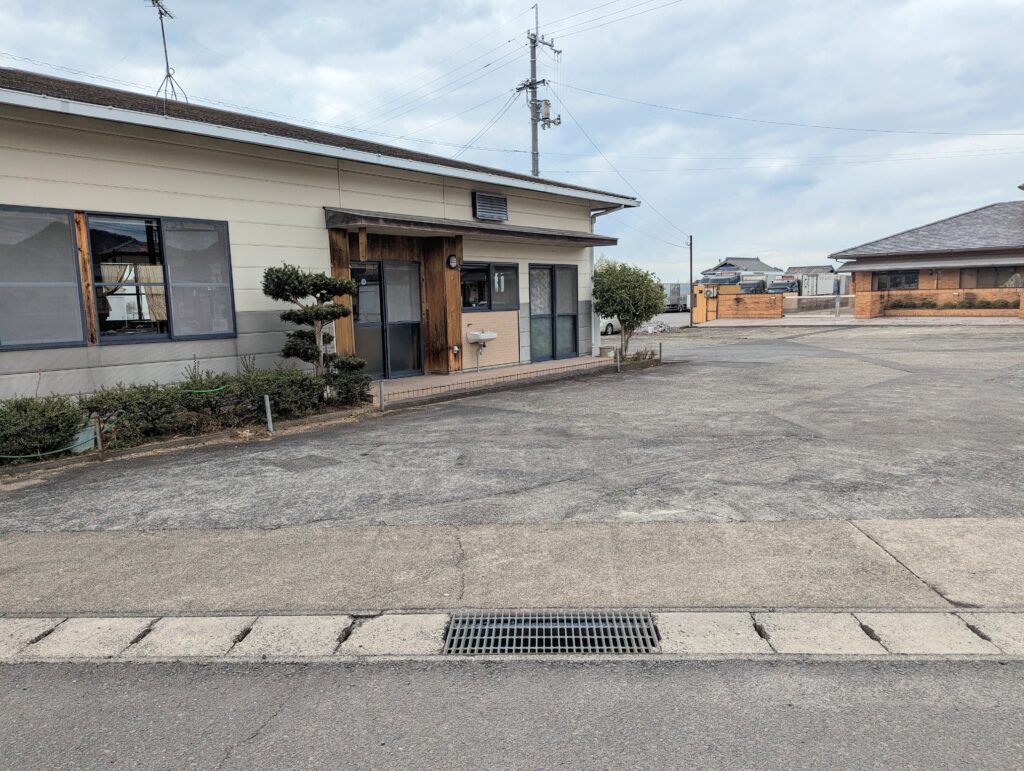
[0,88,640,208]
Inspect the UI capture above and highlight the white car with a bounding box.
[599,316,622,335]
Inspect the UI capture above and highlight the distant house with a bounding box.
[832,197,1024,318]
[701,257,783,277]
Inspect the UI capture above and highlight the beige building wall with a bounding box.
[0,103,601,396]
[460,310,520,370]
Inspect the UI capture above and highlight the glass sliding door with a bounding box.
[530,265,577,361]
[351,260,423,378]
[382,261,423,377]
[351,262,385,378]
[554,266,578,359]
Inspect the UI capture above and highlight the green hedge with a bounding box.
[80,364,370,450]
[0,395,84,460]
[1,363,372,460]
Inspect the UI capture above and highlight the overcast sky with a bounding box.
[3,0,1023,279]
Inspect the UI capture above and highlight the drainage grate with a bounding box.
[443,610,660,655]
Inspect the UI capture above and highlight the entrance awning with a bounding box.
[324,207,617,247]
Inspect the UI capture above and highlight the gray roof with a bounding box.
[0,67,633,202]
[831,201,1024,259]
[785,265,834,274]
[701,257,783,275]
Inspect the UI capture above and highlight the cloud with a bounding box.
[2,0,1022,279]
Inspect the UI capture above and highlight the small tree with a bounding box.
[592,258,664,354]
[261,264,357,376]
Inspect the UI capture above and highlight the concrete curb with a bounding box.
[2,610,1022,663]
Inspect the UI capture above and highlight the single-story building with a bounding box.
[0,68,638,397]
[700,257,783,285]
[832,197,1024,319]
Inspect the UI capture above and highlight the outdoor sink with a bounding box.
[467,330,498,343]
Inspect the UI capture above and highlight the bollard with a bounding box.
[94,415,105,460]
[379,379,385,412]
[615,347,621,374]
[263,394,274,434]
[659,341,663,363]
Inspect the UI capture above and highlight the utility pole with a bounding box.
[517,4,561,176]
[687,235,694,328]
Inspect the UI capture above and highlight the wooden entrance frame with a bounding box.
[329,230,463,373]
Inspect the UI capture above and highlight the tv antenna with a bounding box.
[150,0,187,104]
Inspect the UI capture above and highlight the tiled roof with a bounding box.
[831,201,1024,258]
[0,67,633,201]
[702,257,783,274]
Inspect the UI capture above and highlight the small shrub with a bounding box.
[976,298,993,309]
[918,296,938,309]
[0,395,84,461]
[1011,298,1021,309]
[941,302,957,309]
[991,299,1011,309]
[325,355,372,407]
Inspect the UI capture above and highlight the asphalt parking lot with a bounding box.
[1,325,1022,532]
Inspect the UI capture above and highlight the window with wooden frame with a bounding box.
[460,262,519,311]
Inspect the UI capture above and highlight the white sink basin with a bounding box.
[467,330,498,343]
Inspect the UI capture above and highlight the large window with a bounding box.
[88,213,235,342]
[0,206,85,350]
[460,263,518,311]
[0,205,235,350]
[960,266,1024,289]
[873,271,918,291]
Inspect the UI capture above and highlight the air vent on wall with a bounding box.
[472,191,508,222]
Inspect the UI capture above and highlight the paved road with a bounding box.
[2,326,1022,531]
[1,660,1021,768]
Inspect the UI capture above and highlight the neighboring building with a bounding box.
[832,198,1024,318]
[782,265,848,296]
[0,68,637,397]
[700,257,783,285]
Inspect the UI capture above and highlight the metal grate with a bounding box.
[472,191,509,221]
[443,610,660,655]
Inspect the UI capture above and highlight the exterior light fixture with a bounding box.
[447,254,458,269]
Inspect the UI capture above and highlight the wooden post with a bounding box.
[74,212,98,345]
[358,227,368,262]
[327,229,355,356]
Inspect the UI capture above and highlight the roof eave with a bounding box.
[830,244,1024,260]
[0,87,640,208]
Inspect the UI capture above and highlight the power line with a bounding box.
[542,0,630,29]
[546,0,683,38]
[402,90,513,136]
[453,91,522,159]
[348,39,521,128]
[554,81,1024,137]
[0,52,529,154]
[344,5,534,125]
[545,147,1024,172]
[354,44,527,129]
[553,90,691,240]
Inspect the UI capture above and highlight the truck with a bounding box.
[661,282,691,312]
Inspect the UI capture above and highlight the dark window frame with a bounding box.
[85,209,238,346]
[873,270,919,291]
[461,262,519,312]
[0,204,88,352]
